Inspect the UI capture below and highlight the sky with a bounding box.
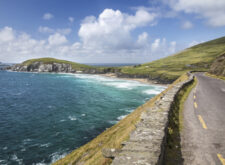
[0,0,225,63]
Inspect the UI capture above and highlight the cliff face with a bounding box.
[11,61,109,74]
[209,53,225,76]
[11,62,75,73]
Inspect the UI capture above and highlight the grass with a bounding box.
[53,73,189,165]
[205,72,225,81]
[120,36,225,83]
[164,76,197,164]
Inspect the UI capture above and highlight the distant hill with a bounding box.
[0,62,12,70]
[21,57,94,70]
[11,57,118,73]
[119,36,225,83]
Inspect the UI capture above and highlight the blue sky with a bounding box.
[0,0,225,63]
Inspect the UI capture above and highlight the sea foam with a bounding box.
[117,115,127,120]
[68,116,77,121]
[74,74,149,90]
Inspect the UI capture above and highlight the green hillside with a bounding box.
[22,57,95,70]
[120,36,225,82]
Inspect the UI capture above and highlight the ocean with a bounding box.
[0,71,165,165]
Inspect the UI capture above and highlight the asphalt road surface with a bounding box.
[181,73,225,165]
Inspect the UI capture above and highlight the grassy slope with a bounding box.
[53,73,189,165]
[121,36,225,82]
[205,73,225,81]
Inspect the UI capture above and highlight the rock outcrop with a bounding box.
[10,61,112,74]
[209,53,225,76]
[11,62,75,73]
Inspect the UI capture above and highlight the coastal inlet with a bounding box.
[0,71,165,165]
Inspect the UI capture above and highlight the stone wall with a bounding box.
[110,73,194,165]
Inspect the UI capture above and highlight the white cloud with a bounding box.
[150,38,176,55]
[0,7,181,64]
[38,26,54,33]
[48,33,68,45]
[38,26,71,35]
[125,9,157,28]
[0,26,14,42]
[79,8,157,50]
[169,41,177,53]
[166,0,225,27]
[68,17,74,23]
[151,38,161,51]
[57,28,71,35]
[182,21,193,29]
[43,13,54,20]
[137,32,148,46]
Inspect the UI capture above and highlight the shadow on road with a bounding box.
[163,79,195,165]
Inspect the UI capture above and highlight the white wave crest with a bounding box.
[11,154,23,164]
[3,146,7,150]
[23,138,32,144]
[117,115,127,120]
[108,120,118,124]
[40,143,51,148]
[50,151,67,164]
[73,74,149,90]
[68,116,77,121]
[104,81,145,90]
[143,86,165,95]
[143,89,161,95]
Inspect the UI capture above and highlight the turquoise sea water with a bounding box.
[0,71,165,165]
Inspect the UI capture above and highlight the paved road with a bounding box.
[181,73,225,165]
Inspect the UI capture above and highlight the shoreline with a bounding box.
[6,70,169,87]
[99,73,169,87]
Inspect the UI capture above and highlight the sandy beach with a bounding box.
[100,73,169,87]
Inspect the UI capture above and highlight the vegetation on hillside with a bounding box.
[120,36,225,82]
[22,57,96,70]
[206,73,225,81]
[21,57,121,73]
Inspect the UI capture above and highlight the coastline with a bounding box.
[99,73,169,87]
[7,70,169,87]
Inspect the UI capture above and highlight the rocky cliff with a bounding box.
[11,62,74,72]
[11,61,114,74]
[209,53,225,76]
